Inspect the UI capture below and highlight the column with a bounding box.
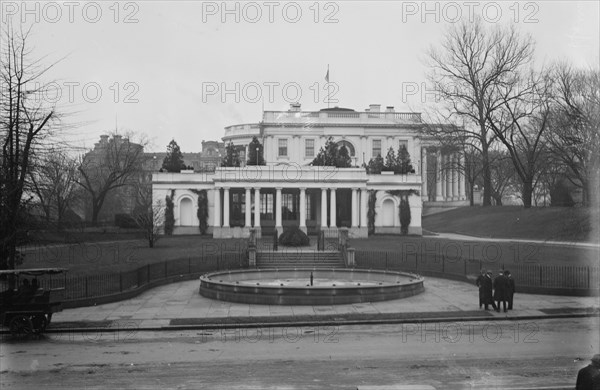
[299,188,306,228]
[360,189,368,228]
[254,188,261,227]
[222,187,230,227]
[452,154,459,200]
[351,188,358,227]
[244,187,251,227]
[445,155,451,201]
[275,187,282,230]
[321,189,328,228]
[422,147,428,201]
[330,188,337,228]
[213,187,221,227]
[435,151,443,201]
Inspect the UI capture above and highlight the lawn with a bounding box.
[423,206,599,243]
[19,236,248,276]
[18,231,599,277]
[349,235,599,268]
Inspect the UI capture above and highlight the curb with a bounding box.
[4,311,598,334]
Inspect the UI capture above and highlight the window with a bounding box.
[282,193,297,219]
[372,139,382,157]
[278,139,288,157]
[305,139,315,158]
[260,193,273,219]
[399,140,408,151]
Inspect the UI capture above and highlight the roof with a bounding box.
[319,107,356,112]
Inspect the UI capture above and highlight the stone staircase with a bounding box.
[256,250,345,269]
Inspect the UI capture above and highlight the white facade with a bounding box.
[152,104,467,238]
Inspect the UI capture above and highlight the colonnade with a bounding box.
[212,186,370,230]
[421,148,466,202]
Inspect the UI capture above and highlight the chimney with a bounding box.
[369,104,381,112]
[386,106,395,112]
[100,135,109,144]
[289,102,301,112]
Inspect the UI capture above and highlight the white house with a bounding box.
[152,103,467,238]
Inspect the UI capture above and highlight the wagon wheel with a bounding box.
[8,315,33,337]
[32,314,49,333]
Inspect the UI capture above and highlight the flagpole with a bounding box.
[326,64,330,109]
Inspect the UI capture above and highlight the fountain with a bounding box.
[199,268,424,305]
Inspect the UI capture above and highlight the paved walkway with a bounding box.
[429,232,600,249]
[49,276,599,330]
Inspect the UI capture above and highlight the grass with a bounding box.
[19,236,248,276]
[349,235,599,268]
[18,231,599,277]
[423,206,599,243]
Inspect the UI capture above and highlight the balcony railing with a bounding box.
[262,111,422,124]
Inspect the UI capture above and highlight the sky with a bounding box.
[2,1,599,152]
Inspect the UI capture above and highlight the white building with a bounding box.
[152,104,467,238]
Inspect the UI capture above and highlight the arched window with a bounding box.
[336,140,355,157]
[180,198,194,226]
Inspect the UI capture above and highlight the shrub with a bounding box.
[164,193,175,235]
[114,214,138,228]
[278,226,310,247]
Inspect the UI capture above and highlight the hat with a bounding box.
[592,354,600,364]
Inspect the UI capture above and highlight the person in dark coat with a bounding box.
[504,270,515,310]
[481,271,497,311]
[475,270,486,309]
[493,271,509,313]
[576,354,600,390]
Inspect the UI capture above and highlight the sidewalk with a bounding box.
[428,232,600,249]
[44,276,600,331]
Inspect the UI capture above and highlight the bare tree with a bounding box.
[29,149,80,228]
[486,68,553,207]
[488,149,517,206]
[547,64,600,207]
[0,27,59,269]
[76,132,147,224]
[426,17,534,206]
[133,178,164,248]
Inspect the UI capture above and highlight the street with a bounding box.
[1,317,598,389]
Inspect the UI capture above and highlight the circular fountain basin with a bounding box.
[199,268,425,305]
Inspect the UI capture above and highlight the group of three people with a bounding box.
[475,270,515,313]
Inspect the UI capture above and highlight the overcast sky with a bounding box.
[3,1,599,152]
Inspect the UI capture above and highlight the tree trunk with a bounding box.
[492,193,503,206]
[522,180,533,208]
[481,140,492,207]
[468,184,475,206]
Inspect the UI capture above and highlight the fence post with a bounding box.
[85,276,88,298]
[164,261,167,278]
[147,264,150,284]
[587,267,590,289]
[385,252,388,270]
[463,258,467,276]
[539,265,543,286]
[119,271,123,292]
[442,254,445,274]
[189,257,191,274]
